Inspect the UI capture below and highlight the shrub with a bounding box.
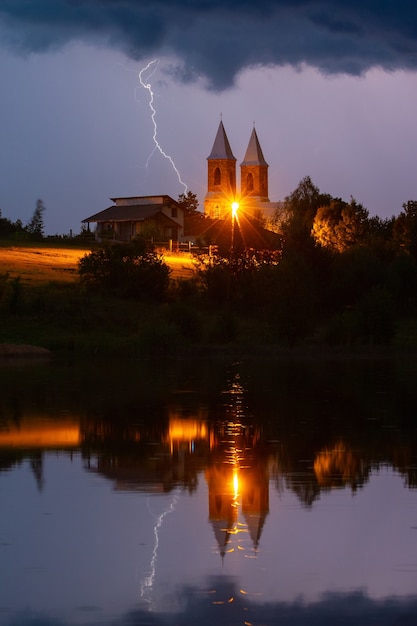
[355,286,396,345]
[0,273,23,313]
[78,243,171,301]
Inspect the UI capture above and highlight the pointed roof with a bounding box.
[242,510,268,550]
[240,127,268,167]
[207,120,236,161]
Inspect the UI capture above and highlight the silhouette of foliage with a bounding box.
[393,200,417,261]
[177,190,200,216]
[78,240,171,300]
[282,175,333,240]
[27,199,46,240]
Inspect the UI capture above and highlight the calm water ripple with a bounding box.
[1,355,417,625]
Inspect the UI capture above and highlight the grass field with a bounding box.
[0,244,196,285]
[0,245,89,285]
[1,243,417,356]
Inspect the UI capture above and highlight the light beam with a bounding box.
[138,59,187,194]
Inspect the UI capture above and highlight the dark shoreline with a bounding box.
[0,343,52,358]
[1,341,416,363]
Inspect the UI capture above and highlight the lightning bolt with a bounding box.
[138,59,187,194]
[140,493,179,611]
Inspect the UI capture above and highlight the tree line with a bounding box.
[3,180,417,348]
[0,199,46,241]
[75,179,417,347]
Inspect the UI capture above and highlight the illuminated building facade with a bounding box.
[204,121,281,222]
[204,120,237,220]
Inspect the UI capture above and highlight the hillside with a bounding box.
[0,244,195,284]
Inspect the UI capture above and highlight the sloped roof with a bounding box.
[242,510,268,550]
[207,120,236,161]
[240,127,268,167]
[110,194,178,205]
[82,204,178,226]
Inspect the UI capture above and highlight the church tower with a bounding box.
[240,127,269,207]
[204,120,237,219]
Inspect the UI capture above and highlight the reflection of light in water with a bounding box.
[209,368,268,560]
[0,419,80,448]
[140,493,179,610]
[233,469,239,499]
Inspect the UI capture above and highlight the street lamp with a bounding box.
[230,201,239,258]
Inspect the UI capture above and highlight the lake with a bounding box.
[1,354,417,625]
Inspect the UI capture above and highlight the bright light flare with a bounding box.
[233,469,239,498]
[231,201,239,218]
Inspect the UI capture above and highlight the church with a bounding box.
[204,120,280,224]
[82,119,281,245]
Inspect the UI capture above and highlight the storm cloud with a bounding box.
[1,0,417,89]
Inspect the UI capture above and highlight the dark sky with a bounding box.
[2,0,417,88]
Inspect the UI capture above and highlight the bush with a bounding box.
[321,288,396,346]
[0,273,23,313]
[355,286,396,345]
[166,302,203,343]
[78,242,171,301]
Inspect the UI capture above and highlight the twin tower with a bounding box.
[204,120,274,220]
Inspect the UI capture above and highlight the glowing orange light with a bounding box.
[233,469,239,498]
[168,418,207,442]
[0,420,80,448]
[231,201,239,218]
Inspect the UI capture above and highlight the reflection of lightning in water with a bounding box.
[138,60,187,193]
[140,494,179,610]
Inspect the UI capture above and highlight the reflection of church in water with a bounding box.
[205,419,269,558]
[5,379,417,557]
[0,377,271,559]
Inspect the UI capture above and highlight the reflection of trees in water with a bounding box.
[2,357,417,501]
[9,576,417,625]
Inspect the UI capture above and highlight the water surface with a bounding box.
[1,355,417,625]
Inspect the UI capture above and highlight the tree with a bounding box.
[393,200,417,260]
[368,215,395,242]
[0,209,25,240]
[27,199,45,240]
[177,191,200,216]
[312,197,370,252]
[283,176,332,235]
[179,191,211,240]
[268,202,291,234]
[280,176,333,262]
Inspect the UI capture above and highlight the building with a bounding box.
[204,121,281,224]
[82,122,281,245]
[82,195,184,244]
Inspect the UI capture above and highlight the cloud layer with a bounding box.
[1,0,417,88]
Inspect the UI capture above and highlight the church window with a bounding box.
[247,172,254,192]
[214,167,221,185]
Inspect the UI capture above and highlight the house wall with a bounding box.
[114,197,165,206]
[161,204,184,230]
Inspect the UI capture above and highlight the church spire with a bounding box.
[204,120,237,219]
[241,127,268,167]
[208,120,236,161]
[240,127,269,201]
